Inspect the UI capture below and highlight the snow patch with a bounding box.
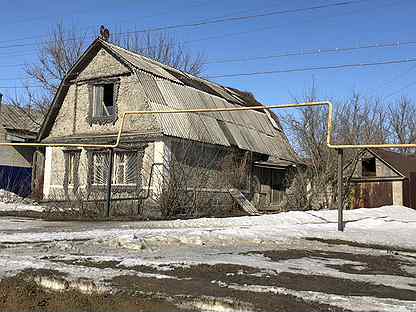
[222,283,416,312]
[181,296,254,312]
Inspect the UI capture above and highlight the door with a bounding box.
[271,170,286,205]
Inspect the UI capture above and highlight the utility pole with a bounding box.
[105,148,114,218]
[337,148,344,231]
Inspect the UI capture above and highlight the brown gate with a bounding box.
[353,181,393,208]
[409,173,416,209]
[31,150,45,200]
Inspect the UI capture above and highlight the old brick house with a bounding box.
[34,37,300,217]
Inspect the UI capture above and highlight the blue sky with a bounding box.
[0,0,415,105]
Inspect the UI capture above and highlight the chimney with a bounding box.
[0,92,2,114]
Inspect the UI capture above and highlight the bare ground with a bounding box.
[1,215,415,312]
[3,245,415,312]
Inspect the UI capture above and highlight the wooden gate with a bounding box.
[31,150,45,200]
[352,181,393,208]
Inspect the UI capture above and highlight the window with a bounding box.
[90,151,137,186]
[92,152,108,185]
[113,152,136,185]
[67,153,75,185]
[63,150,80,187]
[93,83,114,118]
[362,157,376,177]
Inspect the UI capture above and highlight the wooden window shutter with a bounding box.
[94,85,104,117]
[87,84,94,126]
[113,81,120,123]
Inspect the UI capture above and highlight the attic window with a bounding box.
[93,83,114,117]
[87,79,120,125]
[362,157,376,177]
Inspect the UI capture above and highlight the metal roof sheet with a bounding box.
[144,77,293,156]
[0,105,41,134]
[106,43,183,83]
[101,40,297,162]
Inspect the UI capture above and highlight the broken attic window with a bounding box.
[362,157,376,177]
[93,83,114,117]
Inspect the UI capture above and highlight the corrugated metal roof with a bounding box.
[102,40,298,163]
[106,43,183,83]
[0,105,40,134]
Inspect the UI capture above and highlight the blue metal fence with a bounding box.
[0,165,32,197]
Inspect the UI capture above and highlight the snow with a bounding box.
[3,205,414,251]
[0,203,43,213]
[0,189,43,213]
[222,283,416,312]
[0,205,415,311]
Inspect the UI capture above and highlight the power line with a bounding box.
[383,80,416,99]
[205,57,416,79]
[372,63,416,90]
[1,37,414,73]
[0,0,214,46]
[0,0,368,50]
[115,0,370,36]
[0,0,401,61]
[0,63,26,68]
[2,56,416,89]
[204,40,416,64]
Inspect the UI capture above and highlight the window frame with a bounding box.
[87,149,141,191]
[91,151,109,186]
[87,78,120,126]
[113,151,137,186]
[362,157,377,177]
[67,153,75,185]
[63,149,81,196]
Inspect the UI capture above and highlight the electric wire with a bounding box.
[205,58,416,79]
[2,56,416,89]
[0,0,369,50]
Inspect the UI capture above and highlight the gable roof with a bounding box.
[0,104,40,136]
[367,148,416,178]
[39,38,299,163]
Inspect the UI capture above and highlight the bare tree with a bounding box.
[335,93,388,145]
[21,22,206,115]
[388,96,416,153]
[282,84,337,209]
[282,85,392,210]
[25,22,88,100]
[112,32,206,76]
